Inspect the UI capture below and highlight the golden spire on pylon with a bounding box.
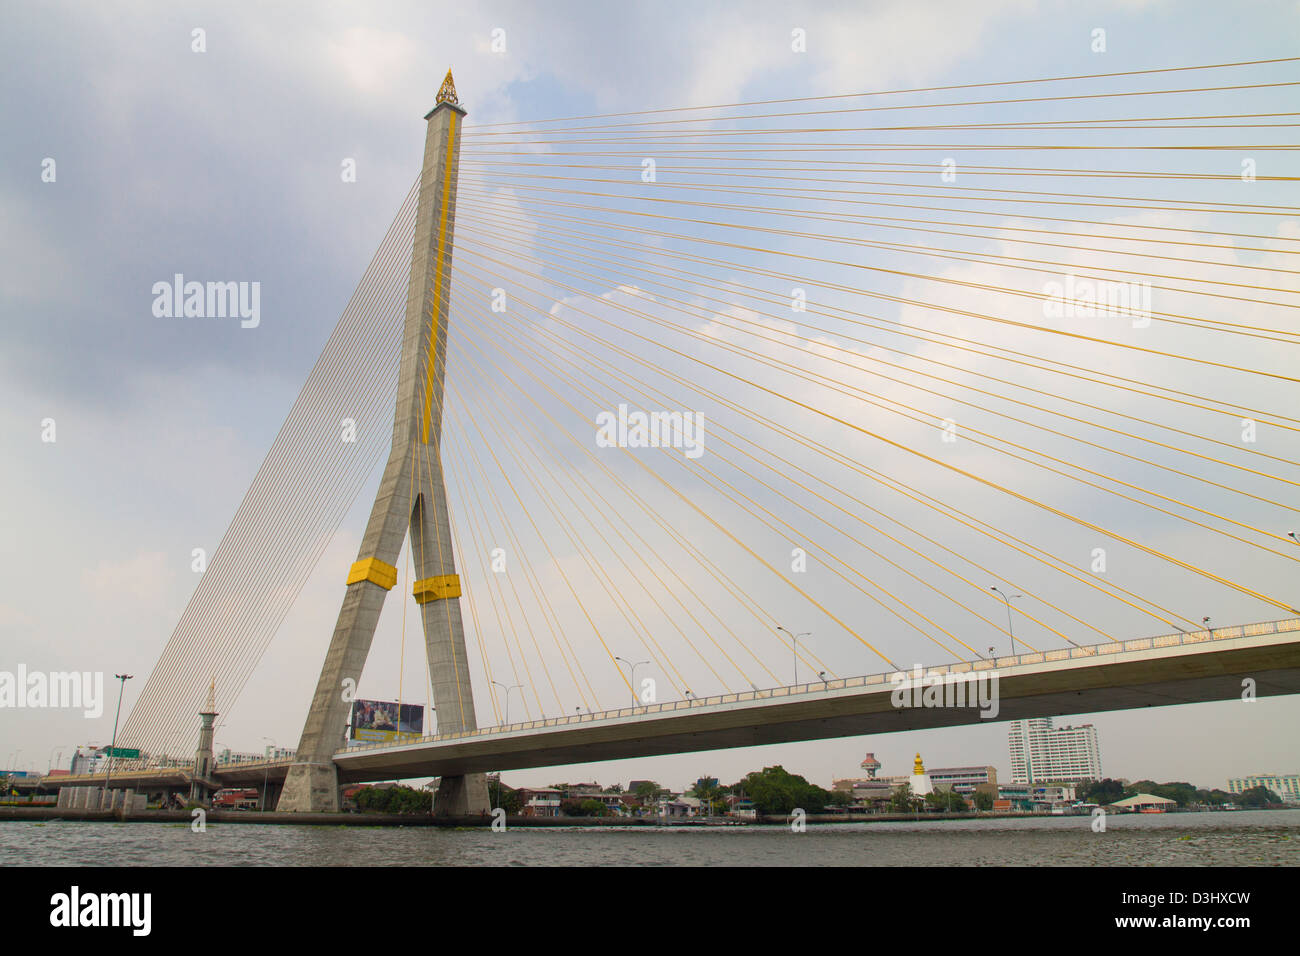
[436,69,459,107]
[913,752,925,775]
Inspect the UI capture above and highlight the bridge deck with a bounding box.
[332,619,1300,782]
[54,620,1300,790]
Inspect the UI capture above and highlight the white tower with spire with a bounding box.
[909,752,934,797]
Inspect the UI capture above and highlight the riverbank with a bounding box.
[0,805,1132,827]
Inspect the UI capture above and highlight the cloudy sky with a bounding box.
[2,0,1298,792]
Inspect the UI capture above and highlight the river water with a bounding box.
[3,810,1297,866]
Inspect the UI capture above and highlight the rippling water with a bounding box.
[3,810,1297,866]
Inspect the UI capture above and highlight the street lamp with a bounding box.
[614,657,650,709]
[47,744,70,775]
[491,681,524,726]
[990,587,1021,655]
[777,626,811,685]
[103,673,133,793]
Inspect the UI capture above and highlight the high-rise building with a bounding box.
[1008,717,1101,784]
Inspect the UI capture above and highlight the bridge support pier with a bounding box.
[434,774,490,817]
[279,762,341,813]
[279,71,488,816]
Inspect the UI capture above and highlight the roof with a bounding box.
[1110,793,1178,807]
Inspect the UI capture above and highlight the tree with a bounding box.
[889,782,914,813]
[1238,785,1281,808]
[691,776,726,815]
[972,790,994,811]
[738,766,830,815]
[491,785,525,814]
[354,785,432,814]
[926,789,968,812]
[1200,788,1235,806]
[827,789,853,808]
[1079,778,1126,805]
[633,780,664,805]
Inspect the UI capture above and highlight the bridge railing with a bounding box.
[335,616,1299,755]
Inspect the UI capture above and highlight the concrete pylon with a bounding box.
[278,70,488,815]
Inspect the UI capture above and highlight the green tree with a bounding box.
[889,781,915,813]
[489,782,524,814]
[737,766,829,815]
[972,790,994,811]
[1238,785,1281,807]
[1079,778,1126,805]
[925,789,968,812]
[354,785,432,814]
[633,780,664,805]
[691,776,726,815]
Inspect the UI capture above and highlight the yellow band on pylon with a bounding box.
[346,557,398,590]
[413,574,461,604]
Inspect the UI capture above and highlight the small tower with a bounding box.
[859,752,882,779]
[910,751,933,796]
[190,678,217,803]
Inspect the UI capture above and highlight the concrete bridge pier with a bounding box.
[280,70,488,816]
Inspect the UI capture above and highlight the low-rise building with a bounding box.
[926,766,998,794]
[515,787,562,817]
[1226,772,1300,804]
[213,788,260,810]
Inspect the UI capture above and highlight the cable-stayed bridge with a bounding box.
[64,60,1300,814]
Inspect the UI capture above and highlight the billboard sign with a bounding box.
[350,699,424,743]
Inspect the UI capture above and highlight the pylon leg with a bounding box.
[279,451,413,812]
[411,489,489,816]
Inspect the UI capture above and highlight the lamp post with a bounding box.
[990,588,1021,655]
[777,626,811,685]
[490,681,523,726]
[4,751,21,791]
[47,744,69,775]
[614,657,650,709]
[103,673,132,794]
